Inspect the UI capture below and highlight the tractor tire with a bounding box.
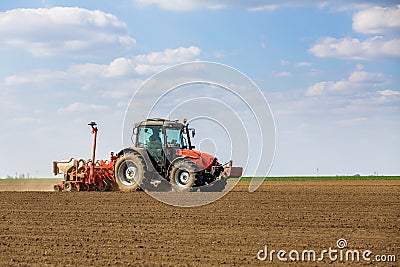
[63,181,73,192]
[169,160,198,191]
[114,152,145,192]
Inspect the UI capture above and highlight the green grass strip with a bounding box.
[231,176,400,181]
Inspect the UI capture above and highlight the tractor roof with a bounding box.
[134,118,184,128]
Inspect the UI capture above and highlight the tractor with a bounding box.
[53,118,242,192]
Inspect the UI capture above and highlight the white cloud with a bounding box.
[4,64,106,86]
[295,61,312,67]
[135,46,200,65]
[134,64,169,76]
[57,102,108,114]
[107,46,201,76]
[353,5,400,34]
[348,70,385,83]
[378,89,400,96]
[101,79,144,99]
[4,70,68,85]
[280,60,290,66]
[103,57,134,78]
[306,70,385,96]
[134,0,228,11]
[309,36,400,60]
[248,5,279,12]
[3,46,201,107]
[214,49,239,59]
[279,60,311,67]
[0,7,136,56]
[306,81,331,96]
[4,46,201,85]
[344,90,400,109]
[134,1,396,11]
[274,71,292,77]
[310,4,400,60]
[336,117,367,126]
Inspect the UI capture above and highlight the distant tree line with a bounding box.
[5,173,34,179]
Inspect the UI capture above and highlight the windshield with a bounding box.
[165,128,184,148]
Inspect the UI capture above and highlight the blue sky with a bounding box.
[0,0,399,178]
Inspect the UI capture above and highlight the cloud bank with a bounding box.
[309,5,400,60]
[134,0,397,11]
[0,7,136,56]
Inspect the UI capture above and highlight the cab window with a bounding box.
[137,126,164,147]
[165,128,183,148]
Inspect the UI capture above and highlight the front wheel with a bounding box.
[114,153,145,192]
[169,160,198,191]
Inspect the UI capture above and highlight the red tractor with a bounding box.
[53,118,242,192]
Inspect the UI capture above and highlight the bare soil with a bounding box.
[0,180,399,266]
[0,179,58,192]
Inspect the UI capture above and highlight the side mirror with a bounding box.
[133,127,138,135]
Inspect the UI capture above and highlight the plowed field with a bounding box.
[0,180,399,266]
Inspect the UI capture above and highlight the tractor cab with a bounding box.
[134,118,195,170]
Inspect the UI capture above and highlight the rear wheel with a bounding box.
[169,160,198,191]
[114,152,145,192]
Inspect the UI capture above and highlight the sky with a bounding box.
[0,0,399,178]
